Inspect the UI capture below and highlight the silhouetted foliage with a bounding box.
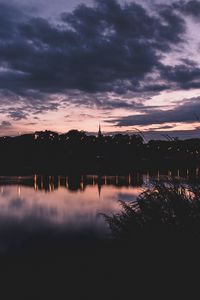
[0,129,200,173]
[104,183,200,241]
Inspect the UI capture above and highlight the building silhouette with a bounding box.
[98,124,103,138]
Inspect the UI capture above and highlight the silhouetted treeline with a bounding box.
[0,130,200,173]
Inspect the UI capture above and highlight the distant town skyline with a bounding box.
[0,0,200,138]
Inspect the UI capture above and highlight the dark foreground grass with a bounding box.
[104,183,200,242]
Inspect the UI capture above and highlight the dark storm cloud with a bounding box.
[108,97,200,126]
[161,64,200,90]
[0,0,199,117]
[173,0,200,19]
[0,3,26,39]
[0,0,187,98]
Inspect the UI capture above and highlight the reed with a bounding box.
[104,183,200,241]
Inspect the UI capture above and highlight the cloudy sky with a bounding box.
[1,0,200,138]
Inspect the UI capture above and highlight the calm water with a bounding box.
[0,169,199,250]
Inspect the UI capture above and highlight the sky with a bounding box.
[1,0,200,139]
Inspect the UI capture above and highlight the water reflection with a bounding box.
[1,168,200,193]
[0,174,144,230]
[0,168,199,249]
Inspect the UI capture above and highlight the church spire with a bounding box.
[98,124,103,138]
